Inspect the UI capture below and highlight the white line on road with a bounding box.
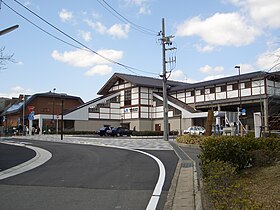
[0,142,52,180]
[95,144,166,210]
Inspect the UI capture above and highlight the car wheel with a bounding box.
[117,133,120,137]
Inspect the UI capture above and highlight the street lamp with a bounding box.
[235,65,241,136]
[22,95,25,135]
[0,25,19,36]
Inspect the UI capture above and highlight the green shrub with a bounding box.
[176,134,204,145]
[199,136,280,170]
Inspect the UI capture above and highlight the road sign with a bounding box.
[28,111,34,120]
[27,106,35,113]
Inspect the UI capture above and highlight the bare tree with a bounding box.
[0,47,15,70]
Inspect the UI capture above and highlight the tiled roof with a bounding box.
[170,71,280,92]
[97,72,186,95]
[1,92,83,116]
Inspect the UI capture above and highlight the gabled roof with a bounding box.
[1,92,84,116]
[97,73,186,95]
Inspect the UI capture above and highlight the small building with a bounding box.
[63,71,280,133]
[1,92,84,134]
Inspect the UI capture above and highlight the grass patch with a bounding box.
[239,162,280,209]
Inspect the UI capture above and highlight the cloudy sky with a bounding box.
[1,0,280,101]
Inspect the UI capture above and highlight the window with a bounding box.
[210,87,215,93]
[221,85,227,92]
[245,81,251,88]
[233,83,238,90]
[88,107,98,113]
[191,90,195,96]
[124,89,131,106]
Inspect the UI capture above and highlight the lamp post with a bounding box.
[0,25,19,36]
[235,65,241,136]
[52,88,56,126]
[61,98,64,140]
[22,95,25,135]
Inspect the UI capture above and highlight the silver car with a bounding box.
[184,126,206,135]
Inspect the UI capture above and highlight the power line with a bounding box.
[4,0,159,76]
[2,1,85,51]
[97,0,158,36]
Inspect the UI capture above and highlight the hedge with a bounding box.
[199,136,280,170]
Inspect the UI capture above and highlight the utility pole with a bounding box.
[160,18,176,141]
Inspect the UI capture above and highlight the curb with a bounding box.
[166,141,202,210]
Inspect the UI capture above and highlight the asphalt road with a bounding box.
[0,143,36,170]
[0,139,178,210]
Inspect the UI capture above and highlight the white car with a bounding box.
[184,126,206,135]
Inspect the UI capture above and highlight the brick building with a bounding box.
[1,92,83,134]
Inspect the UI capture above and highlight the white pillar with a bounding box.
[29,120,33,135]
[38,116,43,135]
[254,112,262,138]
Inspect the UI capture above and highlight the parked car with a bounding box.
[184,126,206,135]
[98,126,113,136]
[109,127,133,137]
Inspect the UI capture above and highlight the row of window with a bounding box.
[186,81,255,96]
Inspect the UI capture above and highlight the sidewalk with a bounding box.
[166,141,202,210]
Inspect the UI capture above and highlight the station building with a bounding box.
[63,71,280,133]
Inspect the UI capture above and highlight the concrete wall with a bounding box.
[74,120,120,132]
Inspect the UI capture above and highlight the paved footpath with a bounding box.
[2,135,201,210]
[10,135,173,150]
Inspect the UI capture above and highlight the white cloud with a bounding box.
[199,65,224,74]
[234,63,255,73]
[176,12,260,47]
[124,0,152,15]
[202,75,225,81]
[84,19,107,34]
[139,6,151,15]
[0,86,33,99]
[256,48,280,71]
[51,48,123,67]
[84,65,112,76]
[78,30,92,42]
[107,24,130,39]
[23,1,32,6]
[194,44,215,52]
[84,20,130,39]
[168,70,186,81]
[59,9,73,22]
[228,0,280,28]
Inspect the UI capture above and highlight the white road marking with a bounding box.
[0,142,52,180]
[136,150,166,210]
[101,145,166,210]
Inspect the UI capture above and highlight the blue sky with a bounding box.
[1,0,280,102]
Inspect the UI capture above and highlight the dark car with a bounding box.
[98,126,112,136]
[109,127,133,137]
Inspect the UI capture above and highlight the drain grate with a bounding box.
[181,162,193,168]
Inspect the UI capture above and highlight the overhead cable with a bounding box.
[4,0,158,76]
[97,0,158,36]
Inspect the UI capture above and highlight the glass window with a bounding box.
[124,89,131,106]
